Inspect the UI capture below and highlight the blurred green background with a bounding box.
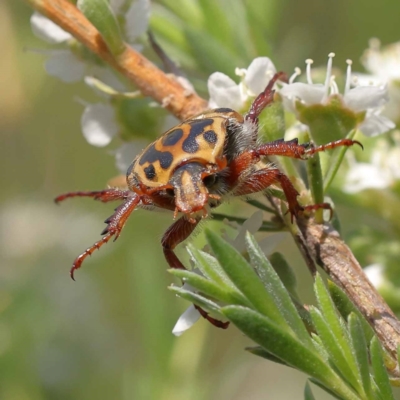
[2,0,400,399]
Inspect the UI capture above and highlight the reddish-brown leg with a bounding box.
[254,138,362,160]
[245,71,287,125]
[70,195,140,280]
[55,189,131,204]
[162,217,229,329]
[234,167,303,221]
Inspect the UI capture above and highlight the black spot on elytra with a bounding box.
[144,164,156,180]
[203,130,217,144]
[182,119,214,153]
[162,128,183,146]
[139,143,173,169]
[214,107,234,113]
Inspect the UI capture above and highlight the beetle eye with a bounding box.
[203,174,218,188]
[166,188,175,197]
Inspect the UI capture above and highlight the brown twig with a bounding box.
[298,218,400,362]
[25,0,208,121]
[25,0,400,362]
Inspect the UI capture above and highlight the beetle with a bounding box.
[55,72,361,327]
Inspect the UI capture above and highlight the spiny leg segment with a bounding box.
[162,216,229,329]
[69,195,140,280]
[55,189,131,204]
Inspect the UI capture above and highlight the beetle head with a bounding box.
[170,162,219,216]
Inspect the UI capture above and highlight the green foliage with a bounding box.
[170,231,397,399]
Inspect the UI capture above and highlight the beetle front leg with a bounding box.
[70,194,140,279]
[55,188,131,203]
[162,217,229,329]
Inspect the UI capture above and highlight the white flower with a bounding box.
[364,263,385,289]
[172,305,201,337]
[207,57,277,110]
[362,38,400,83]
[81,103,119,147]
[344,136,400,193]
[358,38,400,122]
[280,53,395,137]
[30,0,150,83]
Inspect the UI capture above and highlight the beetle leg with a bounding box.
[245,71,287,125]
[162,216,229,329]
[70,195,141,280]
[234,167,303,221]
[55,189,131,204]
[253,138,362,160]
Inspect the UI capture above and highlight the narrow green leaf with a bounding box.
[246,233,313,349]
[304,382,316,400]
[246,346,290,367]
[169,286,221,315]
[348,313,373,399]
[77,0,125,56]
[168,269,250,307]
[311,334,330,362]
[370,337,395,400]
[315,276,360,378]
[186,244,235,289]
[328,281,374,343]
[205,230,288,328]
[309,378,348,400]
[269,252,298,299]
[307,152,324,223]
[222,306,359,400]
[309,307,361,393]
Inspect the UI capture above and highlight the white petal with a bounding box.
[207,72,242,109]
[343,163,391,193]
[110,0,126,14]
[81,103,119,147]
[244,57,276,96]
[258,232,287,256]
[45,51,85,83]
[279,82,325,111]
[344,85,389,112]
[115,140,148,173]
[364,264,384,288]
[358,113,395,137]
[125,0,151,42]
[172,305,201,336]
[31,12,72,43]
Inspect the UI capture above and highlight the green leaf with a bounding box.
[328,282,374,344]
[307,152,324,222]
[314,276,360,380]
[304,382,316,400]
[348,313,373,400]
[309,307,361,393]
[269,252,298,299]
[246,346,290,367]
[370,336,394,400]
[186,245,235,289]
[168,269,250,307]
[245,233,313,349]
[309,378,348,400]
[77,0,125,56]
[169,286,221,315]
[222,306,359,400]
[205,230,288,328]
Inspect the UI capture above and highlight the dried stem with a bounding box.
[24,0,208,121]
[298,218,400,363]
[25,0,400,362]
